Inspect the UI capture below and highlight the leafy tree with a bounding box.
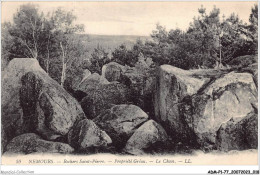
[2,4,49,67]
[49,34,88,90]
[144,24,171,65]
[168,29,202,69]
[220,14,250,63]
[41,12,56,74]
[111,44,140,67]
[112,5,257,70]
[247,4,258,54]
[2,4,87,88]
[1,22,13,70]
[88,45,110,74]
[50,8,85,87]
[187,5,223,68]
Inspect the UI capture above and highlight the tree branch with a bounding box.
[18,37,35,58]
[29,17,38,59]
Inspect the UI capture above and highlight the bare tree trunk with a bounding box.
[46,55,50,74]
[60,42,66,87]
[30,17,38,60]
[46,33,51,74]
[61,62,67,88]
[219,36,222,68]
[215,35,221,69]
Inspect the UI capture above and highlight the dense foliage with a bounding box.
[110,5,258,69]
[2,4,258,88]
[2,4,88,89]
[87,45,110,74]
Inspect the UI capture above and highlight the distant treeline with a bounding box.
[109,5,258,70]
[2,4,258,90]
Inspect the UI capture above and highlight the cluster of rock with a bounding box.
[1,55,257,155]
[1,59,165,155]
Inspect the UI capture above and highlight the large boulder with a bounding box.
[71,69,91,91]
[74,73,109,102]
[93,104,149,148]
[80,82,132,119]
[183,71,257,148]
[20,70,86,140]
[154,65,207,145]
[76,73,109,93]
[216,112,257,151]
[68,119,112,151]
[4,133,74,155]
[101,62,125,82]
[1,58,86,152]
[124,120,168,155]
[154,65,257,149]
[1,58,45,152]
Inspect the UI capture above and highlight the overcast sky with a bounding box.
[1,1,257,36]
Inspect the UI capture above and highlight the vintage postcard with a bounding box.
[1,1,259,174]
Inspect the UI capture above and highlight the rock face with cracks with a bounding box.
[20,71,86,140]
[101,62,126,82]
[4,133,74,155]
[68,119,112,150]
[2,58,45,152]
[216,112,258,151]
[71,69,92,91]
[154,65,207,146]
[76,73,109,94]
[154,65,257,149]
[80,82,132,119]
[124,120,168,155]
[1,58,86,153]
[93,104,149,149]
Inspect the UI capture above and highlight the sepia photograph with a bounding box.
[0,1,258,174]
